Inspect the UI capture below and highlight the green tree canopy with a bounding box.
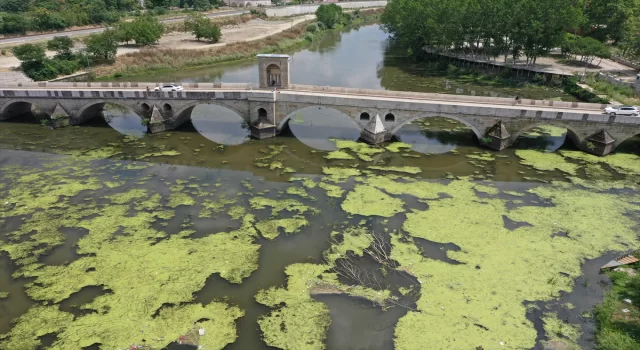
[85,29,119,61]
[117,15,164,46]
[194,20,221,42]
[315,4,344,29]
[47,36,74,58]
[12,44,46,62]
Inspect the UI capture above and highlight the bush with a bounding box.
[564,77,609,103]
[117,15,163,45]
[21,60,58,80]
[50,58,82,75]
[47,36,74,58]
[12,44,47,62]
[194,21,221,42]
[0,13,29,34]
[305,22,319,33]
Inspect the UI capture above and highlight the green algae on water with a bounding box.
[318,182,344,198]
[368,166,422,174]
[324,150,355,160]
[385,142,412,153]
[331,139,384,161]
[516,150,579,175]
[255,218,309,239]
[341,185,404,217]
[0,292,8,299]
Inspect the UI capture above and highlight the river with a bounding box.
[0,24,639,350]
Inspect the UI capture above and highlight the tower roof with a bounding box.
[487,121,510,139]
[587,130,615,144]
[364,114,386,134]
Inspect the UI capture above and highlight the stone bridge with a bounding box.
[0,54,639,156]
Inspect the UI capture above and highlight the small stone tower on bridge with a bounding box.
[257,54,291,89]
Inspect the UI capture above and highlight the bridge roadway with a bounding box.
[0,82,639,156]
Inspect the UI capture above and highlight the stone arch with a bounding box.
[230,2,238,6]
[359,112,370,121]
[75,101,141,126]
[266,64,282,87]
[277,106,362,132]
[140,103,151,115]
[612,131,640,148]
[389,114,484,140]
[245,2,252,6]
[172,101,249,129]
[163,103,172,114]
[511,122,583,149]
[0,99,42,121]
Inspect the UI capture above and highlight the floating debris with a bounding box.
[600,253,639,270]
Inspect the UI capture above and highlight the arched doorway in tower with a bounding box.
[266,64,282,87]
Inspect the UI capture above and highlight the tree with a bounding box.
[12,44,47,62]
[194,0,211,10]
[47,36,74,58]
[315,4,344,29]
[584,0,639,43]
[85,29,119,61]
[0,0,30,13]
[30,8,67,31]
[118,15,163,46]
[566,36,611,67]
[184,12,209,32]
[194,21,221,42]
[0,13,29,34]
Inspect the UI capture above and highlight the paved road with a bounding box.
[0,10,248,46]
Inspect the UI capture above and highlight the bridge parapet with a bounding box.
[0,84,639,156]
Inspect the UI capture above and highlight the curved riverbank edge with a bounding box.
[93,9,385,80]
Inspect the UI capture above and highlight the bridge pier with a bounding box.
[483,121,511,151]
[583,130,616,156]
[360,114,387,144]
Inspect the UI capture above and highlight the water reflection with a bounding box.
[190,104,250,146]
[286,106,360,150]
[102,103,147,137]
[394,118,476,154]
[513,126,568,152]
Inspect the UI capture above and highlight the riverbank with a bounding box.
[94,9,384,79]
[595,259,640,350]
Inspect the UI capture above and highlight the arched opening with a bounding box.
[512,124,579,152]
[258,108,268,121]
[186,103,250,145]
[163,104,172,114]
[611,133,640,155]
[359,112,370,121]
[390,115,483,154]
[0,101,44,123]
[230,2,238,6]
[279,106,361,150]
[77,102,146,137]
[245,2,252,6]
[140,103,150,113]
[385,113,395,122]
[266,64,282,87]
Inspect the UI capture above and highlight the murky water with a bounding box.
[1,23,640,350]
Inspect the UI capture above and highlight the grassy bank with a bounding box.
[595,259,640,350]
[585,75,639,106]
[94,9,383,79]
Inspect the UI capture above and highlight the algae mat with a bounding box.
[0,146,639,350]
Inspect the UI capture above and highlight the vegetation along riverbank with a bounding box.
[94,8,384,79]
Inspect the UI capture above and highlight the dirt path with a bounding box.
[116,16,315,55]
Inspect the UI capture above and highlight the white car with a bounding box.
[603,105,638,116]
[154,84,184,92]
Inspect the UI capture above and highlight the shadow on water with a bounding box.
[102,104,147,138]
[286,106,361,151]
[190,104,250,146]
[393,118,478,155]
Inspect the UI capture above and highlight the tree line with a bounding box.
[12,13,222,80]
[0,0,220,35]
[381,0,640,63]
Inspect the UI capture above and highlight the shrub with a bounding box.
[12,44,47,62]
[50,58,81,75]
[315,4,343,29]
[47,36,74,58]
[21,60,58,80]
[305,22,319,33]
[194,21,221,42]
[564,77,609,103]
[0,13,29,34]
